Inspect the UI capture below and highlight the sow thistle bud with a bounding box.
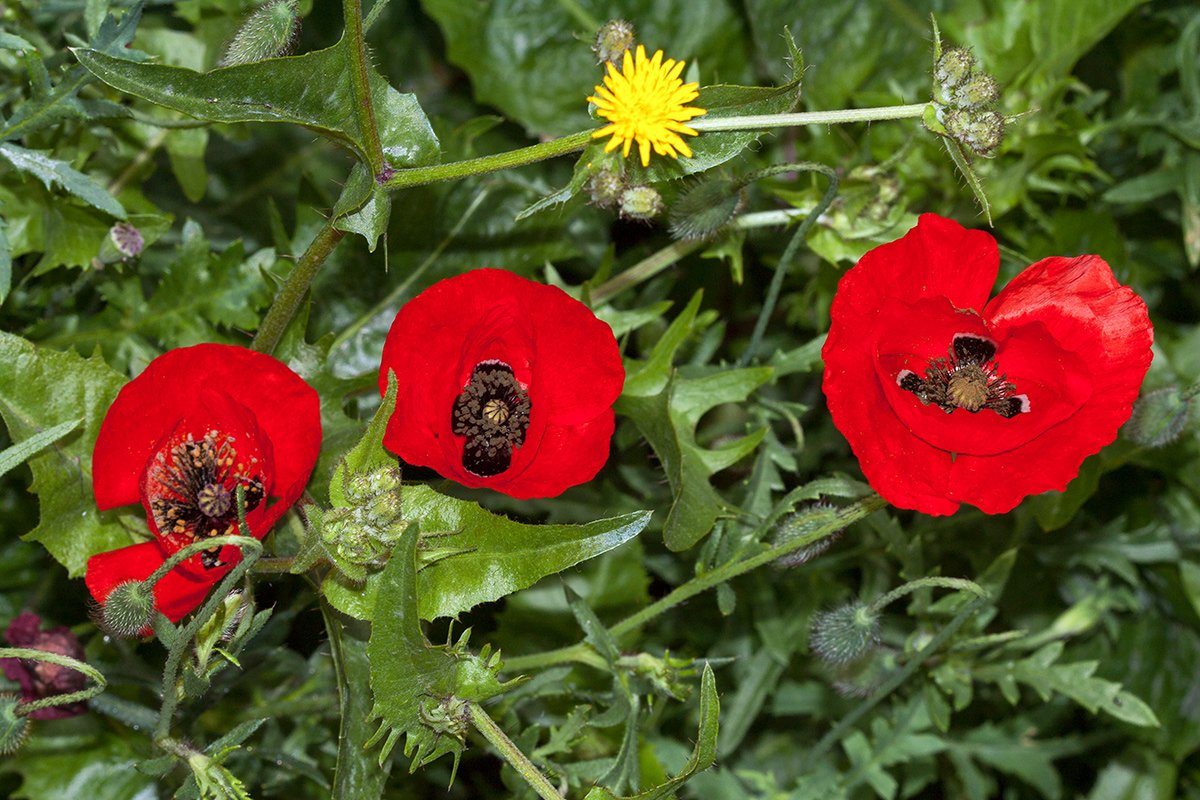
[951,74,1000,110]
[944,108,1007,157]
[810,602,880,665]
[1125,386,1194,447]
[0,694,30,756]
[668,178,745,241]
[592,19,635,65]
[618,185,664,220]
[100,580,155,638]
[934,47,976,91]
[587,169,626,208]
[219,0,301,67]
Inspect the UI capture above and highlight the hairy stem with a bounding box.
[690,103,929,132]
[468,701,567,800]
[0,648,107,717]
[383,131,593,191]
[867,576,989,616]
[253,222,346,356]
[343,0,387,177]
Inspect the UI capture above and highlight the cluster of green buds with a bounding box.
[585,163,665,221]
[929,42,1007,158]
[316,465,405,575]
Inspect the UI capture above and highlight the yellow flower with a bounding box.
[588,45,705,168]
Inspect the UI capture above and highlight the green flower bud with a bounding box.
[101,580,155,638]
[934,48,976,90]
[587,169,626,208]
[951,74,999,109]
[945,109,1006,157]
[321,507,353,543]
[592,19,635,65]
[219,0,301,67]
[668,178,745,241]
[419,693,470,739]
[1125,386,1193,447]
[618,186,664,221]
[772,502,842,568]
[0,694,30,755]
[363,491,402,530]
[367,466,403,496]
[810,602,879,665]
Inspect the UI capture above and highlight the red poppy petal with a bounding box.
[86,541,220,623]
[94,344,320,511]
[822,323,960,516]
[828,214,999,345]
[872,297,1094,456]
[486,410,617,499]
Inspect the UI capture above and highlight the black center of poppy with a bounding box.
[147,430,265,570]
[451,362,532,477]
[896,333,1030,419]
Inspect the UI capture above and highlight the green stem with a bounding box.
[690,103,929,132]
[252,221,346,356]
[154,535,263,742]
[343,0,386,177]
[468,701,567,800]
[736,162,838,367]
[588,208,811,306]
[504,494,887,673]
[383,131,593,191]
[0,648,107,717]
[866,577,988,616]
[798,594,989,773]
[554,0,601,31]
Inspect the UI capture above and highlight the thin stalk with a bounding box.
[866,577,988,616]
[587,208,810,306]
[690,103,929,132]
[108,128,169,197]
[736,163,838,367]
[343,0,387,177]
[504,494,887,673]
[383,131,593,191]
[0,648,107,717]
[253,222,346,356]
[468,701,567,800]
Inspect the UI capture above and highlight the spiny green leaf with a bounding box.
[0,332,142,577]
[0,142,125,219]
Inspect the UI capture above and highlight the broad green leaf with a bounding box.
[74,31,439,171]
[617,364,773,550]
[976,641,1159,728]
[0,142,126,219]
[328,614,392,799]
[421,0,752,138]
[366,521,514,774]
[0,417,81,478]
[0,331,142,576]
[0,728,156,800]
[324,486,651,620]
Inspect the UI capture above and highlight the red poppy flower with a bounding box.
[1,613,88,719]
[379,269,624,499]
[822,214,1153,516]
[85,344,321,622]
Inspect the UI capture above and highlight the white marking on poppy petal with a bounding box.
[896,369,915,386]
[1015,394,1031,413]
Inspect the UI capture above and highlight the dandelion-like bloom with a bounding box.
[588,44,705,167]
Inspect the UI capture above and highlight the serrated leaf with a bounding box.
[0,332,142,576]
[324,485,651,620]
[0,142,125,219]
[366,521,513,772]
[74,31,439,171]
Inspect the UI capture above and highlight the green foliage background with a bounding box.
[2,0,1200,798]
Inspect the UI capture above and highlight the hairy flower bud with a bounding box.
[810,603,879,665]
[618,186,664,220]
[109,222,144,258]
[945,109,1006,157]
[592,19,635,65]
[100,580,155,638]
[771,503,843,568]
[363,491,402,530]
[0,694,30,755]
[934,48,976,90]
[219,0,301,67]
[668,178,745,241]
[587,169,626,208]
[1125,386,1193,447]
[951,74,1000,109]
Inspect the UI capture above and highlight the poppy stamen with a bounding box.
[895,333,1030,419]
[451,362,532,477]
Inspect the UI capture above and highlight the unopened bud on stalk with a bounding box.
[592,19,635,65]
[945,109,1006,157]
[618,186,664,220]
[668,178,745,241]
[771,503,842,568]
[219,0,301,67]
[0,695,29,755]
[934,48,976,90]
[810,602,879,665]
[587,169,626,208]
[109,222,144,258]
[1126,386,1193,447]
[951,74,1000,109]
[100,580,155,637]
